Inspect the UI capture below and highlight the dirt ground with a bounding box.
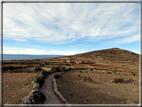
[3,73,39,104]
[57,70,139,104]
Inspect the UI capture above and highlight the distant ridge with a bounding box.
[67,48,139,62]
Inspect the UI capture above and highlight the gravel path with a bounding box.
[41,73,61,104]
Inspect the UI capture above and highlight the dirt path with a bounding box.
[41,73,61,104]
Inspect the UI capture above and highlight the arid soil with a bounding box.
[57,70,139,104]
[3,73,39,104]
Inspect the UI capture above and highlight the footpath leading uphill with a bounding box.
[41,72,61,104]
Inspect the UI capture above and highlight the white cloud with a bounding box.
[112,34,140,44]
[3,3,139,44]
[3,47,82,55]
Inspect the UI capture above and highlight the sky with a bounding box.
[3,2,140,55]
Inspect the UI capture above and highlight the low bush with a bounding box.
[114,78,124,83]
[34,66,42,72]
[86,71,87,73]
[107,72,111,74]
[83,76,93,82]
[36,76,45,87]
[54,74,63,79]
[40,92,46,103]
[83,76,87,81]
[79,71,83,73]
[90,69,93,71]
[131,72,136,76]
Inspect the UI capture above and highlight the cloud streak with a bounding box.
[3,3,140,44]
[3,47,83,55]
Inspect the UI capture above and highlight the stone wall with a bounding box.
[20,70,48,105]
[52,72,69,104]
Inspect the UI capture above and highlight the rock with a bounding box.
[125,78,134,83]
[32,83,40,89]
[31,79,37,85]
[110,80,114,83]
[31,88,40,93]
[22,95,33,104]
[69,93,72,96]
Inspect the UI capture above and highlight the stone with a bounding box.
[110,80,114,83]
[32,83,40,89]
[31,88,40,93]
[31,79,37,85]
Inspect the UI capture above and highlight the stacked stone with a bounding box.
[21,79,41,104]
[20,70,48,105]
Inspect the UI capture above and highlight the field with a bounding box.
[3,73,39,104]
[57,70,139,104]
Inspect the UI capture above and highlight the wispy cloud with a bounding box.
[3,3,139,44]
[3,47,83,55]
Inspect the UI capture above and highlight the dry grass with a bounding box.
[3,73,39,104]
[57,70,139,104]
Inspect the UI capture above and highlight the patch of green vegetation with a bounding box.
[119,70,121,72]
[40,92,46,103]
[36,75,45,87]
[131,72,136,76]
[90,68,93,71]
[54,73,63,79]
[107,72,111,74]
[79,71,83,73]
[34,66,43,72]
[114,78,124,83]
[86,71,87,73]
[51,67,60,72]
[83,76,93,82]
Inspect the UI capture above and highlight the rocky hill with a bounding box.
[67,48,139,63]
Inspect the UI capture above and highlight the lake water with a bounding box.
[2,54,66,61]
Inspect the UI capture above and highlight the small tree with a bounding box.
[34,66,42,72]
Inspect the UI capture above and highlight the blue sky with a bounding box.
[3,3,140,55]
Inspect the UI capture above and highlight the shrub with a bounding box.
[131,72,136,76]
[87,76,93,82]
[83,76,87,81]
[83,76,93,82]
[79,71,83,73]
[119,71,121,72]
[86,71,87,73]
[36,76,45,87]
[34,67,42,72]
[51,67,60,72]
[40,92,46,103]
[54,74,63,79]
[114,78,124,83]
[90,69,93,71]
[56,67,60,72]
[107,72,111,74]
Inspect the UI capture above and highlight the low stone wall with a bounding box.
[20,70,48,105]
[52,73,69,104]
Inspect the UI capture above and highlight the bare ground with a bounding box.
[56,70,139,104]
